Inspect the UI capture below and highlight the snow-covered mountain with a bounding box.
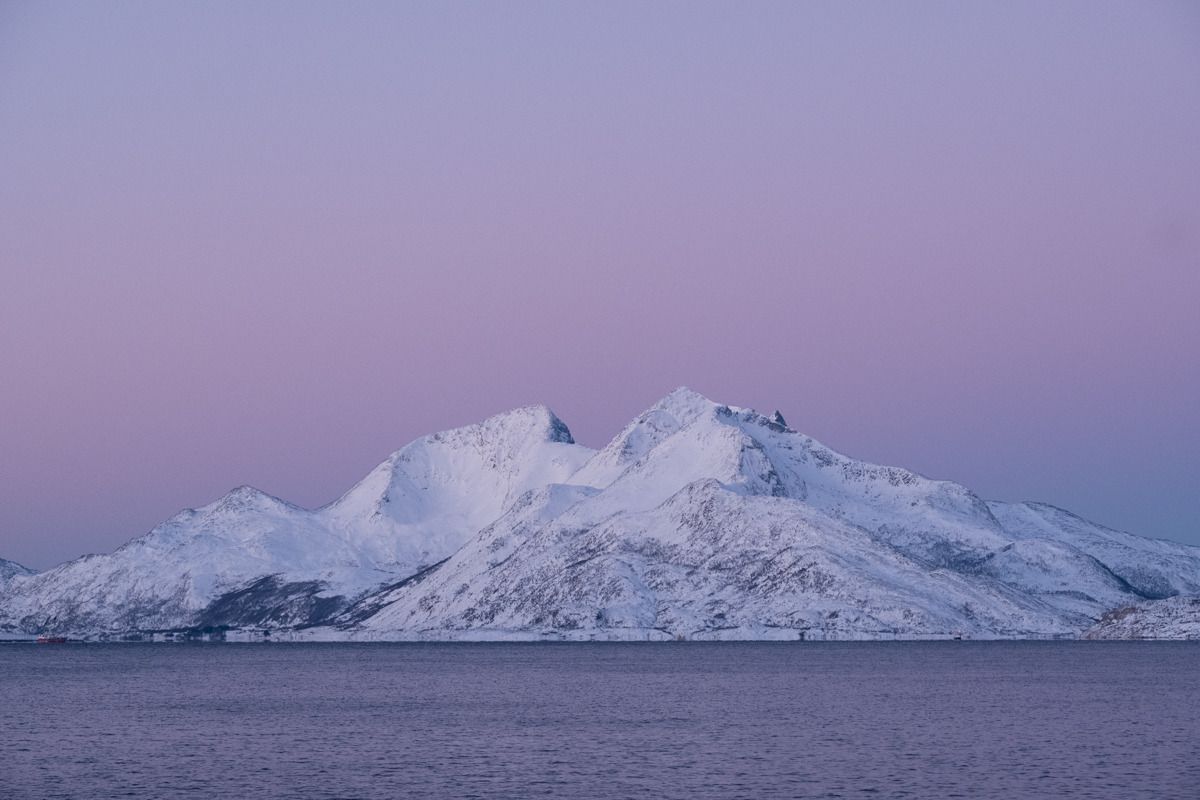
[2,388,1197,640]
[332,389,1200,640]
[0,405,590,636]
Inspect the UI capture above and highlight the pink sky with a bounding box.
[1,1,1198,568]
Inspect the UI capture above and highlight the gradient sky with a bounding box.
[1,1,1197,569]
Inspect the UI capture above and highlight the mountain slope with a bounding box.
[1084,596,1200,640]
[988,501,1200,598]
[345,480,1083,640]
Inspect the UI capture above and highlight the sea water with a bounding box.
[1,642,1196,799]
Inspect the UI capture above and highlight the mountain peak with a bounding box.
[478,404,575,445]
[568,388,722,489]
[652,386,717,417]
[322,402,593,555]
[199,485,294,517]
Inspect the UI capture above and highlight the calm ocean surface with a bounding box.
[1,642,1197,799]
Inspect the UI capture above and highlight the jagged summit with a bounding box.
[526,404,576,444]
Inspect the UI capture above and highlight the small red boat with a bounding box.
[36,635,68,644]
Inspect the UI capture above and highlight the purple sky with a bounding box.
[1,1,1197,569]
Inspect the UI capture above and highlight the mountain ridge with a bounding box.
[0,558,32,585]
[2,388,1196,640]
